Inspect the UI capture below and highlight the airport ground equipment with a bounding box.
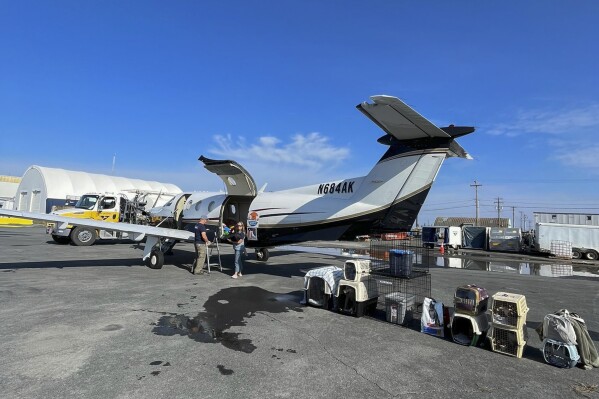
[422,226,462,249]
[488,228,522,252]
[47,191,173,246]
[535,222,599,260]
[489,292,528,358]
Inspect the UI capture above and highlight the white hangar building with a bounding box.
[0,175,21,209]
[15,165,182,213]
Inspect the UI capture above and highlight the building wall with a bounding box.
[533,212,599,226]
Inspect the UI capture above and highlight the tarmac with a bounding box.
[0,226,598,399]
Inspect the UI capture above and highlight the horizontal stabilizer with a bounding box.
[359,95,474,159]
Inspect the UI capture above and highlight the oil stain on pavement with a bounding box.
[152,287,303,353]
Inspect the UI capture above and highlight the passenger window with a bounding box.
[208,201,216,212]
[194,201,202,211]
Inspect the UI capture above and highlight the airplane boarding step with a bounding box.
[205,237,222,273]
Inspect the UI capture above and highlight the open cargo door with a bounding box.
[199,156,257,231]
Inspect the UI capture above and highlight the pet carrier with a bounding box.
[491,292,529,329]
[454,284,489,316]
[489,324,527,358]
[451,312,489,346]
[388,249,414,278]
[343,259,371,281]
[303,266,344,309]
[337,276,379,317]
[542,338,580,368]
[384,292,415,325]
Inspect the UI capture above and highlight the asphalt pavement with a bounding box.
[0,226,597,399]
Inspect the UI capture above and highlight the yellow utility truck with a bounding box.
[47,191,168,245]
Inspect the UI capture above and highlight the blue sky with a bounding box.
[1,1,598,227]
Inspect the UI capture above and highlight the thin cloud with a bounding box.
[486,103,599,137]
[552,141,599,170]
[210,132,350,170]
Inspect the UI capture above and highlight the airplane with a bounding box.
[0,95,475,269]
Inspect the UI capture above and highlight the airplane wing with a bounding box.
[0,209,194,241]
[356,95,472,159]
[199,156,257,197]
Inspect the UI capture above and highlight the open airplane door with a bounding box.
[199,155,258,236]
[199,156,268,259]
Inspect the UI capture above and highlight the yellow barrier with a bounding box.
[0,217,34,226]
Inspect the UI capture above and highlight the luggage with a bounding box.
[543,338,580,368]
[454,284,489,316]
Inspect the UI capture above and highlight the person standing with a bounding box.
[193,215,210,275]
[229,222,246,278]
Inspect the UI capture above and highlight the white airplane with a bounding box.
[0,95,474,269]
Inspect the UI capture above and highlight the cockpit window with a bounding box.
[75,195,99,210]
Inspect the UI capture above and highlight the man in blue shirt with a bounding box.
[193,215,210,275]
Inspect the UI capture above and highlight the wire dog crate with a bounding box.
[369,239,431,277]
[365,272,431,324]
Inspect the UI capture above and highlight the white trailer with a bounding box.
[535,223,599,260]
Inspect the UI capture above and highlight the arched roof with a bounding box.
[24,166,181,198]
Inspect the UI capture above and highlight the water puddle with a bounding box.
[152,287,303,352]
[281,245,599,279]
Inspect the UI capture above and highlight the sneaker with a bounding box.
[231,274,238,279]
[238,273,242,277]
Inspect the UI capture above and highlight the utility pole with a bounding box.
[470,180,482,226]
[519,211,523,229]
[510,206,516,228]
[494,197,503,227]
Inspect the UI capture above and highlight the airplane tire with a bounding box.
[146,250,164,269]
[256,248,270,262]
[584,250,598,261]
[572,249,582,259]
[52,234,71,245]
[71,226,97,246]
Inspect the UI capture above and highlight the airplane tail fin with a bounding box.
[344,95,475,234]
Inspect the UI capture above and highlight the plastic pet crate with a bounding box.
[343,259,371,281]
[454,285,489,316]
[337,277,378,317]
[451,312,489,346]
[388,249,414,278]
[489,325,527,358]
[491,292,529,329]
[542,338,580,368]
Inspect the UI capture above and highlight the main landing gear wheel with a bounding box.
[256,248,270,262]
[70,226,97,246]
[584,250,598,261]
[51,234,70,245]
[146,249,164,269]
[572,249,582,259]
